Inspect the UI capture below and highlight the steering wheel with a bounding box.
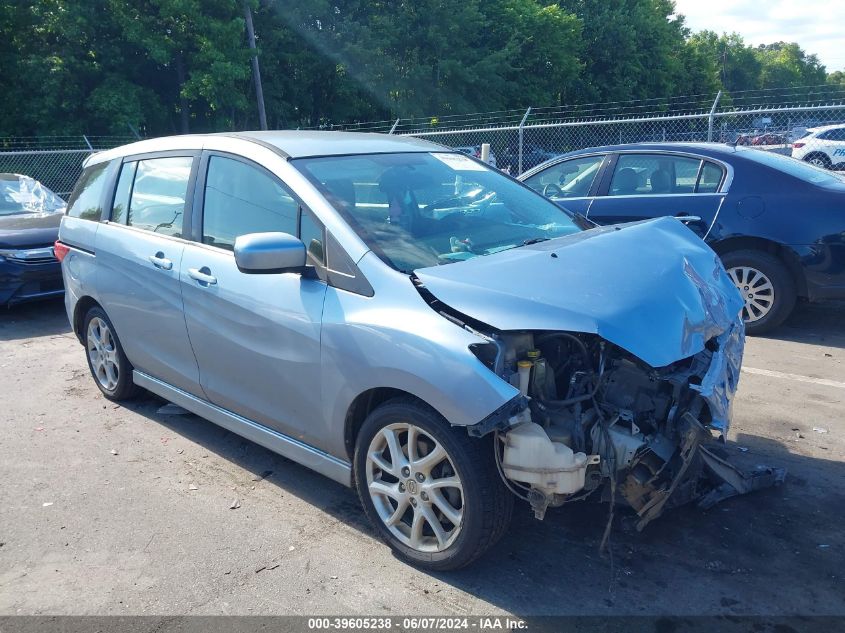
[542,183,564,198]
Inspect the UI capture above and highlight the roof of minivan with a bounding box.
[85,130,445,167]
[232,130,444,157]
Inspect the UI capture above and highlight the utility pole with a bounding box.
[244,3,268,130]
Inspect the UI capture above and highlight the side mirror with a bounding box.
[234,232,306,274]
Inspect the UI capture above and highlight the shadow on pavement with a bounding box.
[127,395,845,616]
[9,294,842,614]
[0,298,70,341]
[764,299,845,350]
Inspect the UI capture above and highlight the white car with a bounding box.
[791,124,845,169]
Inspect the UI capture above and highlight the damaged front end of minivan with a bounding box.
[414,218,785,527]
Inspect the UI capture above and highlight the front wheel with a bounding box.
[354,399,512,570]
[805,153,832,169]
[722,250,796,335]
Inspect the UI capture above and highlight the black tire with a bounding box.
[354,398,513,571]
[804,153,832,170]
[82,306,142,401]
[721,249,797,335]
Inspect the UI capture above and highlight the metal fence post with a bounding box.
[517,107,531,175]
[707,91,722,142]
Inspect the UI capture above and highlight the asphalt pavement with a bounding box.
[0,299,842,616]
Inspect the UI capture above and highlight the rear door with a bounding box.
[521,154,609,216]
[585,152,727,239]
[180,151,328,445]
[94,152,202,394]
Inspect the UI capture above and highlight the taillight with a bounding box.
[793,142,805,148]
[54,240,70,262]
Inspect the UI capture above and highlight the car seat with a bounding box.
[611,168,639,195]
[649,169,672,194]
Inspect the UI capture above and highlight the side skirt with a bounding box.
[133,370,353,487]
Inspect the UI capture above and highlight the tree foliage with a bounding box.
[0,0,838,136]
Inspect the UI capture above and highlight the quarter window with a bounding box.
[127,157,193,237]
[67,162,111,221]
[299,208,326,266]
[697,162,724,193]
[202,155,298,251]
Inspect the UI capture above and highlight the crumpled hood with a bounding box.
[414,217,744,368]
[0,212,62,248]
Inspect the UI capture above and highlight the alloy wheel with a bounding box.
[727,265,775,323]
[87,317,120,391]
[365,422,464,553]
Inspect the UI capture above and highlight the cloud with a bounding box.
[673,0,845,72]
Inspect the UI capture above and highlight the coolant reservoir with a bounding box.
[502,422,589,495]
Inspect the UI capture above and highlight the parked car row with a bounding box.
[1,127,834,571]
[735,133,788,146]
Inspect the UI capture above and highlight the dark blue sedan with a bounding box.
[0,173,65,306]
[520,143,845,334]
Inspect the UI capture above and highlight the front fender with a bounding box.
[318,253,519,459]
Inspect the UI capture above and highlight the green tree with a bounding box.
[755,42,827,89]
[107,0,253,133]
[555,0,691,104]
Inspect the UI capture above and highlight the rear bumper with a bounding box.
[0,258,64,305]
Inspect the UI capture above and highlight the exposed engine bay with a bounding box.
[410,217,787,532]
[467,326,785,529]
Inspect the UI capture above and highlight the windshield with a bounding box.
[740,149,845,187]
[0,174,66,216]
[292,152,581,273]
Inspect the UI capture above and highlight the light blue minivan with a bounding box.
[56,131,764,570]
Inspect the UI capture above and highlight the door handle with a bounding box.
[674,215,702,223]
[188,267,217,286]
[148,253,173,270]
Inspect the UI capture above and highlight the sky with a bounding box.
[672,0,845,73]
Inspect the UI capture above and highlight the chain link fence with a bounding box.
[321,85,845,175]
[4,86,844,194]
[0,136,138,199]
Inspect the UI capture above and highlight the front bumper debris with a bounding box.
[620,413,786,530]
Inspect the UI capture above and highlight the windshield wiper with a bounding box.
[521,237,550,246]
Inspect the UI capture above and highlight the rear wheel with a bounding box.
[83,306,141,400]
[354,399,512,570]
[722,250,796,335]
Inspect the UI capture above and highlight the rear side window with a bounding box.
[202,155,298,251]
[66,162,110,221]
[608,154,702,196]
[127,157,193,237]
[819,128,845,141]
